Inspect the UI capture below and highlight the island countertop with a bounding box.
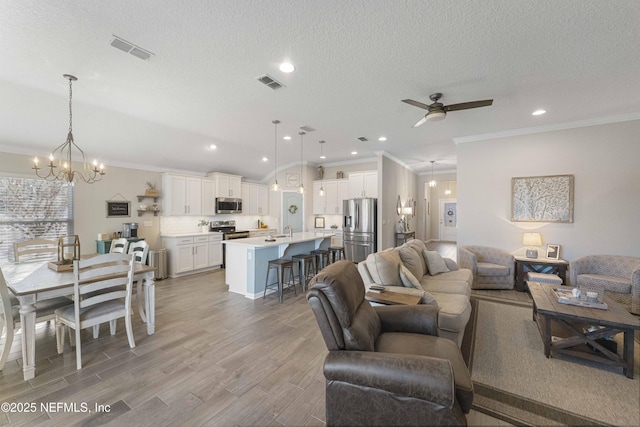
[222,232,334,248]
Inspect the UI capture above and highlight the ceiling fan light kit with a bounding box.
[402,92,493,128]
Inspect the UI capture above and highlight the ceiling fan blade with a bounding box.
[412,116,428,128]
[444,99,493,112]
[402,99,431,110]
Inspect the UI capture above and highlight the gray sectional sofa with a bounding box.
[357,239,473,346]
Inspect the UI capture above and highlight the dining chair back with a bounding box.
[13,238,57,263]
[1,268,72,370]
[54,253,136,370]
[128,240,149,264]
[109,238,129,254]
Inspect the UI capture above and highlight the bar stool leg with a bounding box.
[263,266,271,299]
[277,265,284,303]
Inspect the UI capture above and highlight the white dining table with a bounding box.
[2,259,156,381]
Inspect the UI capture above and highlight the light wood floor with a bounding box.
[1,245,512,426]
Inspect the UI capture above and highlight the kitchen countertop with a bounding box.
[222,232,334,248]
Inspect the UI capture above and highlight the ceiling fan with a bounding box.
[402,93,493,127]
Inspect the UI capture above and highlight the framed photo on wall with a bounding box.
[546,244,560,260]
[314,217,325,228]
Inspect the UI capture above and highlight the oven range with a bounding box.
[210,220,249,267]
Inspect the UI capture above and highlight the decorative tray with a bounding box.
[554,287,608,310]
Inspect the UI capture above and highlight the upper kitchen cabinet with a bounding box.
[208,172,242,198]
[348,171,378,198]
[241,182,269,215]
[313,179,348,214]
[201,178,216,215]
[162,173,202,215]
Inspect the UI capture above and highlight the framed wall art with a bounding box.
[546,244,560,260]
[511,174,574,223]
[286,173,300,187]
[314,217,325,228]
[106,201,130,217]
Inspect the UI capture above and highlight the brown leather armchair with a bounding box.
[307,260,473,426]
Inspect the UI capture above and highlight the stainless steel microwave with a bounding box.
[216,197,242,214]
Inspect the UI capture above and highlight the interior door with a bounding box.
[439,199,457,242]
[282,191,303,232]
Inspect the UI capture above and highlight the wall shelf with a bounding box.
[137,195,159,202]
[137,209,160,217]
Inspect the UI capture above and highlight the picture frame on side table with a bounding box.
[546,244,560,260]
[314,217,325,228]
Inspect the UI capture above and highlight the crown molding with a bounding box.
[453,112,640,144]
[375,151,415,172]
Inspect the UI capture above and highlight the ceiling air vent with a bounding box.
[357,137,369,142]
[299,125,316,132]
[256,74,285,90]
[110,35,154,61]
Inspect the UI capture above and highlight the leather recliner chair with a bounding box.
[307,260,473,426]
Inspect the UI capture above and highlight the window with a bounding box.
[0,177,74,263]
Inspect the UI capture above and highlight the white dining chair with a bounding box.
[54,253,136,370]
[13,238,57,263]
[1,268,72,371]
[109,238,129,254]
[127,240,149,264]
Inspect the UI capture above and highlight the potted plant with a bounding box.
[145,181,159,197]
[197,219,210,233]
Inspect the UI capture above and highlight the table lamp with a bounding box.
[523,232,542,258]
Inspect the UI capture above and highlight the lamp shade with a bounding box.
[522,232,542,246]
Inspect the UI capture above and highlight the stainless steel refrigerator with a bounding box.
[343,198,377,263]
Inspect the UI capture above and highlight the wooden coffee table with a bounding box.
[365,290,421,305]
[529,281,640,378]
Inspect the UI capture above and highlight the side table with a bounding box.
[514,256,568,292]
[395,231,415,247]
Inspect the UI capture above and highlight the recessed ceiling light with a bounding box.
[532,109,546,116]
[378,136,387,142]
[320,155,326,159]
[262,157,268,162]
[279,62,295,73]
[283,136,291,140]
[351,151,358,155]
[209,144,217,150]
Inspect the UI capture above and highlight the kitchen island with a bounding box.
[222,232,332,298]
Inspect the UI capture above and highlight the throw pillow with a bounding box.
[365,249,403,286]
[423,250,450,276]
[398,245,426,279]
[399,264,422,289]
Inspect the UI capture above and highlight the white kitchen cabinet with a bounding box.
[209,234,223,266]
[348,171,378,198]
[202,178,216,215]
[163,234,222,277]
[193,236,209,270]
[313,179,348,214]
[241,183,269,215]
[162,174,202,215]
[209,172,242,198]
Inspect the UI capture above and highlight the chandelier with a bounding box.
[32,74,105,184]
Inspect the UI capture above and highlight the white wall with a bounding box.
[457,119,640,260]
[380,155,418,250]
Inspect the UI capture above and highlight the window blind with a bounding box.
[0,177,74,263]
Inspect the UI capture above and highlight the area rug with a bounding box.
[468,298,640,426]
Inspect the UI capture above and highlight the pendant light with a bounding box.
[444,181,451,195]
[428,160,437,188]
[32,74,106,183]
[318,140,325,196]
[298,131,305,193]
[271,120,280,191]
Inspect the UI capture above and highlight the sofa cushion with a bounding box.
[420,278,472,298]
[429,292,472,334]
[399,245,426,279]
[477,262,510,277]
[407,238,428,254]
[576,274,631,294]
[423,250,450,275]
[399,264,422,289]
[427,268,473,285]
[365,249,402,286]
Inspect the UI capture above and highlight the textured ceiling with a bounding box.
[1,0,639,181]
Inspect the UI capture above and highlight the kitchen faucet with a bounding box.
[285,225,292,237]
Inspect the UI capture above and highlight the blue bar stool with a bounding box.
[329,246,346,263]
[264,258,296,303]
[311,249,331,271]
[292,253,317,292]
